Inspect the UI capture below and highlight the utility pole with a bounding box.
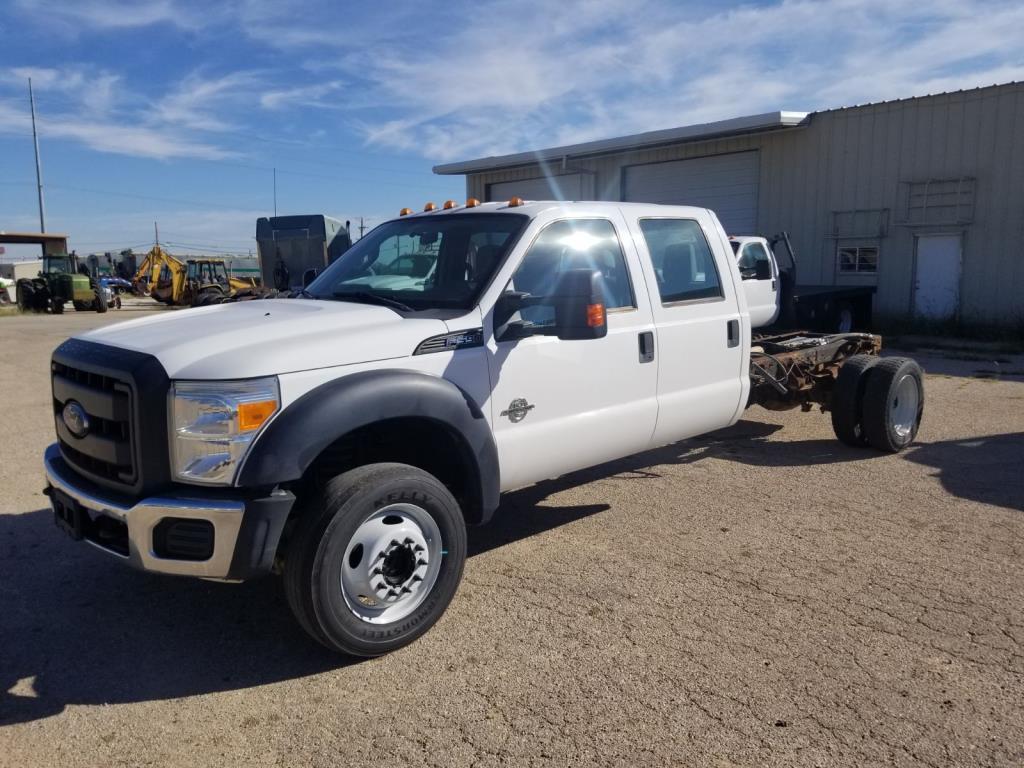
[273,168,277,217]
[359,217,366,239]
[28,78,46,233]
[154,221,159,246]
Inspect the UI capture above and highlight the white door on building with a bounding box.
[914,234,961,319]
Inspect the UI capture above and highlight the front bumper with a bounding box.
[44,443,294,580]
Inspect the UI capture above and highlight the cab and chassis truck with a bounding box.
[43,200,924,656]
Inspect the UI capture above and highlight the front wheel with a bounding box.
[284,463,467,656]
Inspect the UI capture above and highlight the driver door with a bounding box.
[485,215,658,491]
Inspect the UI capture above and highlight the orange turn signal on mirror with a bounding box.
[586,303,605,328]
[443,199,458,209]
[424,202,437,212]
[399,207,413,216]
[238,400,277,432]
[465,198,480,208]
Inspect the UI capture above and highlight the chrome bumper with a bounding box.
[44,443,246,578]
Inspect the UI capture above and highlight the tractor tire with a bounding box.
[16,283,34,312]
[862,357,924,453]
[51,297,65,314]
[73,301,89,311]
[194,288,225,307]
[284,463,467,657]
[830,355,879,446]
[95,295,108,313]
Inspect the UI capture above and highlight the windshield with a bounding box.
[44,256,71,273]
[306,213,528,310]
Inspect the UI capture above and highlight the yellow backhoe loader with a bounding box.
[132,246,256,306]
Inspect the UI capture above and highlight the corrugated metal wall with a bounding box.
[462,83,1024,325]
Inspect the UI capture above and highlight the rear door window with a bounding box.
[638,219,723,303]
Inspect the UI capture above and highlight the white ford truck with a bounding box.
[44,200,924,656]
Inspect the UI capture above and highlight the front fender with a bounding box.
[237,369,500,522]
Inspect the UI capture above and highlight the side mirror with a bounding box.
[552,268,607,341]
[754,259,771,281]
[302,268,318,288]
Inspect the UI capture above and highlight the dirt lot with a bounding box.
[1,307,1022,767]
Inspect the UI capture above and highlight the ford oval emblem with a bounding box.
[62,400,90,439]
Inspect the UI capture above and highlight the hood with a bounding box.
[78,299,448,379]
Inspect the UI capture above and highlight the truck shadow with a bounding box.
[0,489,610,726]
[4,424,1017,725]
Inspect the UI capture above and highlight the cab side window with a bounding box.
[738,242,771,280]
[502,218,634,334]
[639,219,723,303]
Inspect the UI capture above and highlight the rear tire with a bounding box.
[862,357,924,452]
[831,354,878,446]
[284,463,467,656]
[95,295,108,313]
[51,297,65,314]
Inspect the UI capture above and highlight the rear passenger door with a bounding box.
[485,214,658,491]
[626,212,748,445]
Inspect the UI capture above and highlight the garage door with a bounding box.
[623,151,759,233]
[487,174,584,202]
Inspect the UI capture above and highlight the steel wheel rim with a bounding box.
[340,503,443,625]
[890,374,920,439]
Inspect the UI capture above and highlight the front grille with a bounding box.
[52,338,171,496]
[53,360,136,487]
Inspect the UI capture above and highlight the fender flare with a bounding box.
[237,369,500,522]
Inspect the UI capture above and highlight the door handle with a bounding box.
[638,331,655,363]
[727,319,740,348]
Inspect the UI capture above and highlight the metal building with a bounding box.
[434,82,1024,327]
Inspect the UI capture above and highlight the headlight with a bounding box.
[170,377,280,485]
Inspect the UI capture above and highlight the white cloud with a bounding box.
[0,65,237,160]
[12,0,208,31]
[306,0,1024,161]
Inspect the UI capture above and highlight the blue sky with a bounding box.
[1,0,1022,259]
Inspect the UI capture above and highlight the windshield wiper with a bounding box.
[331,290,414,313]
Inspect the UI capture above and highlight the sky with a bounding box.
[1,0,1022,260]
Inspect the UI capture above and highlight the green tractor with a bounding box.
[16,253,107,314]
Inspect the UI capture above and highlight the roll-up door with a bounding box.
[623,151,759,233]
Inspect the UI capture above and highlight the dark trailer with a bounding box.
[256,215,352,291]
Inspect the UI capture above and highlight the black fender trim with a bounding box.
[237,370,500,523]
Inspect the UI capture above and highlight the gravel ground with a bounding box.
[1,306,1022,767]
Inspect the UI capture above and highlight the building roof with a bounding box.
[433,111,809,175]
[0,231,70,245]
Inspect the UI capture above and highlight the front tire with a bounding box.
[284,463,467,656]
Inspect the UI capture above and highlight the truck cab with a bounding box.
[729,235,780,328]
[43,200,921,657]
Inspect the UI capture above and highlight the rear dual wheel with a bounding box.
[831,356,923,452]
[284,463,467,656]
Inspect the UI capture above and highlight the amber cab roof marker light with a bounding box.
[399,207,413,216]
[443,200,458,210]
[508,196,524,207]
[423,202,437,212]
[465,198,480,208]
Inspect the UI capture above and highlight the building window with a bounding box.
[838,246,879,274]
